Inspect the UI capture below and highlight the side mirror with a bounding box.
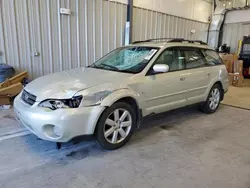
[153,64,170,73]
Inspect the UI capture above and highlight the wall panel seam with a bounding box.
[47,0,53,73]
[57,0,63,71]
[0,0,7,64]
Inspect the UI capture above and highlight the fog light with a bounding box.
[53,126,62,137]
[43,124,63,139]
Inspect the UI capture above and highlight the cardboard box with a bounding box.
[233,53,238,61]
[238,60,243,75]
[0,83,23,97]
[220,54,243,74]
[0,71,28,88]
[220,54,235,73]
[228,73,234,85]
[0,71,27,106]
[234,60,243,75]
[224,60,233,73]
[231,73,244,87]
[219,53,234,62]
[0,97,10,105]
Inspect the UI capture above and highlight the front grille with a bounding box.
[21,90,37,106]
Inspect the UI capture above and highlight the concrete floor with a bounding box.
[222,79,250,110]
[1,105,250,188]
[222,86,250,109]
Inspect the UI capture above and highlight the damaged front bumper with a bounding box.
[14,94,105,142]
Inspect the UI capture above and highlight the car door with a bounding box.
[140,47,188,115]
[181,47,211,105]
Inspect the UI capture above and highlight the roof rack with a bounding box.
[168,38,185,43]
[132,38,207,45]
[191,40,207,45]
[168,39,207,45]
[131,40,149,44]
[132,38,175,44]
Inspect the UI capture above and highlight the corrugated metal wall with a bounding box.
[0,0,209,79]
[0,0,127,79]
[222,23,250,53]
[133,7,209,43]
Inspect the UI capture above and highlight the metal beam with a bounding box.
[127,0,133,43]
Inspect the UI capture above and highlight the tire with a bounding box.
[96,102,136,150]
[201,84,222,114]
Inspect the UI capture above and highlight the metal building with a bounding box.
[0,0,209,79]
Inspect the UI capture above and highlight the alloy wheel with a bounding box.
[208,88,220,110]
[103,108,132,144]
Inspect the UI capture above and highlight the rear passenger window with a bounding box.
[183,48,206,69]
[202,50,223,65]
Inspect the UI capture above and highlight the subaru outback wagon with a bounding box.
[14,38,229,150]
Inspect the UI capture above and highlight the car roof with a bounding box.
[128,39,214,51]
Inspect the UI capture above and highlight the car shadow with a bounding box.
[142,106,202,129]
[127,105,203,145]
[62,105,204,160]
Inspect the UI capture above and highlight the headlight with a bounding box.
[39,96,83,110]
[81,91,112,107]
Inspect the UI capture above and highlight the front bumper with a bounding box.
[14,94,105,142]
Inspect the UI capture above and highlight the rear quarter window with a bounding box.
[202,50,223,66]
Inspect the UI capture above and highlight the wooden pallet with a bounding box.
[0,71,28,105]
[0,71,28,88]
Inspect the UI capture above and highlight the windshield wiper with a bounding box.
[90,64,104,70]
[90,64,120,72]
[101,64,120,71]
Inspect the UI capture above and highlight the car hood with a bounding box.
[24,68,132,101]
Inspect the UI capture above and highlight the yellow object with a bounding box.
[237,40,242,56]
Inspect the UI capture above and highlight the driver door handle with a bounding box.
[180,77,186,81]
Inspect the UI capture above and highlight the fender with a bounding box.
[100,88,147,115]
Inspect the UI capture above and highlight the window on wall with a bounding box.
[153,48,185,72]
[183,48,206,69]
[202,49,223,66]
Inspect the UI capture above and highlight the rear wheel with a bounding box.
[96,102,136,150]
[201,84,221,114]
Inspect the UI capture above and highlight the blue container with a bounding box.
[0,64,15,83]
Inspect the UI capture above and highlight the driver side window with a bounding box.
[154,48,185,72]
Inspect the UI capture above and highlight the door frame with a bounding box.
[145,46,186,76]
[142,46,188,114]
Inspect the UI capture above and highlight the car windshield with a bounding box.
[91,46,159,73]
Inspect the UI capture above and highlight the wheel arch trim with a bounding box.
[205,79,225,101]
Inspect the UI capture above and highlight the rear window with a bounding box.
[202,50,223,65]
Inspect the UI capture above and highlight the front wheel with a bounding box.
[95,102,136,150]
[201,84,221,114]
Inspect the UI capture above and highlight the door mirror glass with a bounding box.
[153,64,170,73]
